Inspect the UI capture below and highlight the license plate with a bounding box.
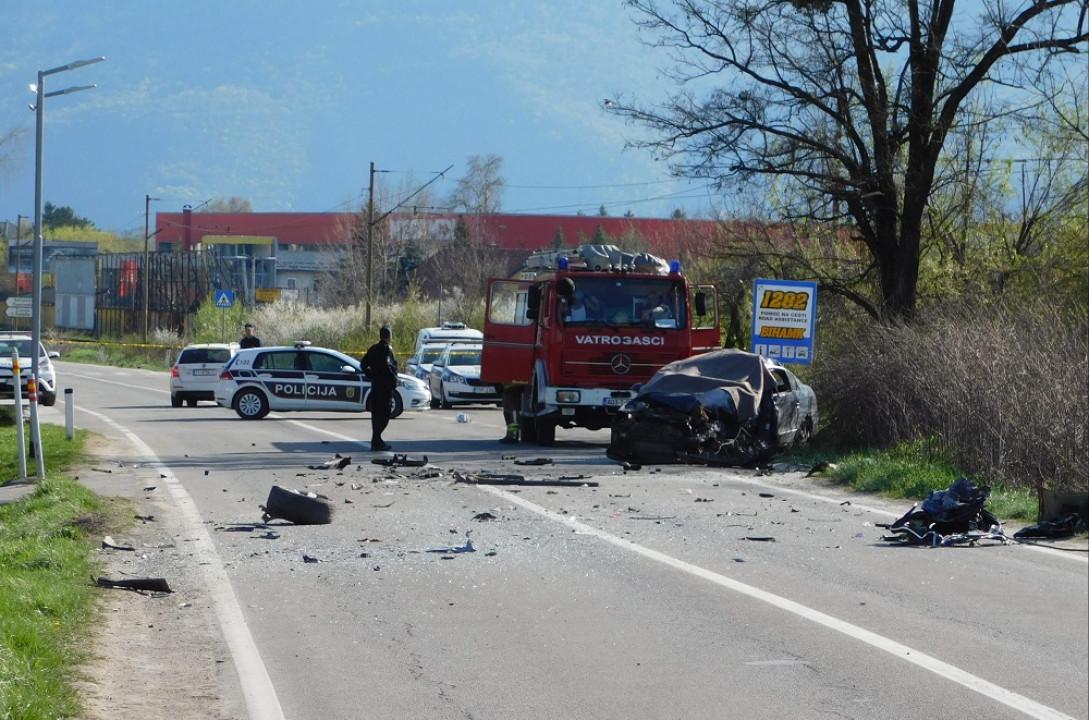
[473,386,494,394]
[603,397,625,407]
[192,368,217,376]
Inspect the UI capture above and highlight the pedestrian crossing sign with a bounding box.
[214,289,235,308]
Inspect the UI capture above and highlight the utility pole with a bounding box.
[366,161,376,330]
[142,194,159,342]
[363,161,452,330]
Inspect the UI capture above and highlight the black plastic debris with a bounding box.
[95,577,172,593]
[882,477,1005,547]
[371,453,429,467]
[308,454,351,471]
[1013,514,1085,540]
[472,512,498,522]
[260,486,333,525]
[513,458,554,466]
[455,472,599,488]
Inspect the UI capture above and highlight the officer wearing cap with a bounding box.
[362,325,398,451]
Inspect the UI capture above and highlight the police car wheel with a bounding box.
[171,393,183,408]
[234,388,269,419]
[390,393,404,418]
[439,383,452,410]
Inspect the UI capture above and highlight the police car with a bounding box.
[0,333,60,406]
[214,342,431,420]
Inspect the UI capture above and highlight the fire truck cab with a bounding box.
[481,255,719,444]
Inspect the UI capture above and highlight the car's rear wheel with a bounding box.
[234,388,269,419]
[390,392,404,418]
[171,393,183,408]
[795,417,813,446]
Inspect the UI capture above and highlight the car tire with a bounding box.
[390,392,404,418]
[233,388,269,419]
[186,398,198,407]
[439,383,452,410]
[795,417,813,446]
[535,420,556,446]
[429,394,441,410]
[40,391,57,407]
[171,393,183,408]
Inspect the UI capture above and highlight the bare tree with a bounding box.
[608,0,1088,320]
[448,154,505,215]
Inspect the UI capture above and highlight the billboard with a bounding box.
[750,278,818,365]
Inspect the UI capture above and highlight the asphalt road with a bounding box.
[43,361,1089,720]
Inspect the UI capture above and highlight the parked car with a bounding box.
[169,343,239,407]
[426,343,499,408]
[0,333,60,406]
[407,342,449,380]
[608,349,817,466]
[215,342,431,419]
[414,322,482,354]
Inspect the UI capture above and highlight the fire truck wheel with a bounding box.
[535,421,556,446]
[519,416,538,444]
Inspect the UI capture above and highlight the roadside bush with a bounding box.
[811,300,1088,492]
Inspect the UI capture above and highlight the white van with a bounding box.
[414,322,483,354]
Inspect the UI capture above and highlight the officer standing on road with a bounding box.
[239,323,262,349]
[362,325,398,451]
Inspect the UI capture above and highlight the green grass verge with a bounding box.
[1,418,109,719]
[56,342,171,372]
[785,439,1037,521]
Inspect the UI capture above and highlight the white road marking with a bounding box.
[78,407,285,720]
[483,486,1077,720]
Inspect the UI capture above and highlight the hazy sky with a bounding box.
[0,1,726,234]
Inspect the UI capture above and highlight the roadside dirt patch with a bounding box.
[74,434,243,720]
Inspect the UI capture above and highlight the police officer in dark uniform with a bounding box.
[362,325,398,451]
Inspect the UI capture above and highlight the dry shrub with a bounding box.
[812,301,1088,491]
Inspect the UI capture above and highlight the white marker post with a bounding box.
[64,388,74,440]
[12,349,27,479]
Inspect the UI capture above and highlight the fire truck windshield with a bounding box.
[561,278,687,329]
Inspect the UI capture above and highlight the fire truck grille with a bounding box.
[563,352,665,380]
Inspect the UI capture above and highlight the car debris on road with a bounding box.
[453,472,600,488]
[880,477,1007,547]
[260,486,333,525]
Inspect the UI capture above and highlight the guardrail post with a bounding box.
[64,388,74,440]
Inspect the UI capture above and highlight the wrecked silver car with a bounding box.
[607,349,817,466]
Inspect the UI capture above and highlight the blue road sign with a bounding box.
[214,289,235,309]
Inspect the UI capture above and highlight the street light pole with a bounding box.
[143,194,159,342]
[365,161,376,330]
[29,55,104,480]
[13,214,27,330]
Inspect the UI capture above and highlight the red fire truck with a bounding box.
[481,252,720,444]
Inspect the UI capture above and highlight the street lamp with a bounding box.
[143,194,160,342]
[28,55,104,479]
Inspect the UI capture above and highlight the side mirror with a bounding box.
[48,351,61,359]
[556,277,575,299]
[694,291,707,317]
[341,364,356,373]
